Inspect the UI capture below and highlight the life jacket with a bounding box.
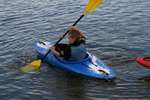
[69,40,87,61]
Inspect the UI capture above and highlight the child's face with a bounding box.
[68,36,77,44]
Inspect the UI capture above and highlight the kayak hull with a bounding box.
[135,57,150,69]
[35,41,116,79]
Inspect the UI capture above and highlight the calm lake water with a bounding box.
[0,0,150,100]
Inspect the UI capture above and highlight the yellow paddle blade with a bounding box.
[20,59,42,73]
[83,0,103,15]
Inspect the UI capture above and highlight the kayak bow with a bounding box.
[135,57,150,69]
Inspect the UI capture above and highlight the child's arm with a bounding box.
[50,46,60,57]
[50,44,71,60]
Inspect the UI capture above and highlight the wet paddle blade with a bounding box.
[83,0,103,15]
[21,60,42,73]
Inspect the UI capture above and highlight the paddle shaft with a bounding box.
[42,14,84,61]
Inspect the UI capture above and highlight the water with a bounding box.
[0,0,150,99]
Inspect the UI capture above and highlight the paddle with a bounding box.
[21,0,103,73]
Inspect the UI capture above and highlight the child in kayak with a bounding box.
[50,26,87,61]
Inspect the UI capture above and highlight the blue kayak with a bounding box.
[35,41,116,79]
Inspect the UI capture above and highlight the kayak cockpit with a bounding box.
[143,57,150,62]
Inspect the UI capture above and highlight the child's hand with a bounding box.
[50,46,55,51]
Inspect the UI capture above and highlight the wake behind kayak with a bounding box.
[35,41,116,80]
